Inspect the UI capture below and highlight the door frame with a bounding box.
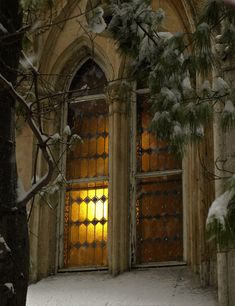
[57,92,109,270]
[130,87,186,267]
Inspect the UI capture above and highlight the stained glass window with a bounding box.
[64,182,108,267]
[64,61,108,268]
[66,100,109,180]
[136,176,183,263]
[135,93,183,264]
[70,59,107,97]
[136,94,181,172]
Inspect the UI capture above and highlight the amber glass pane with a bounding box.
[65,62,108,269]
[66,99,109,180]
[137,94,181,172]
[136,175,183,264]
[64,181,108,268]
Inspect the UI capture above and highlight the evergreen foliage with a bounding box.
[107,0,235,245]
[20,0,54,10]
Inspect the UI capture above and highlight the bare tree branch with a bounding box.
[0,73,54,208]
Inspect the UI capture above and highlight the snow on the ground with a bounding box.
[26,266,217,306]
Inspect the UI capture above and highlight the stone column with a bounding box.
[213,44,235,306]
[106,83,130,276]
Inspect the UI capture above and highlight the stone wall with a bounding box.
[16,2,225,302]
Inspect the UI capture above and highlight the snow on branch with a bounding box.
[88,7,107,34]
[0,73,54,208]
[207,190,234,228]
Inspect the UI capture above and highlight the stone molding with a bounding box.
[106,83,130,276]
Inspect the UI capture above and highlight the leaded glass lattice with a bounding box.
[64,182,108,267]
[64,61,108,268]
[66,99,109,180]
[135,93,183,264]
[137,94,181,172]
[70,59,107,97]
[136,176,183,263]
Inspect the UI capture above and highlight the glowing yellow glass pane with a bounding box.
[71,203,79,222]
[96,188,103,198]
[88,189,95,199]
[65,186,108,268]
[80,190,87,200]
[87,224,95,243]
[103,223,107,241]
[78,202,87,222]
[104,188,108,198]
[70,225,79,244]
[95,201,104,220]
[103,200,108,220]
[79,224,86,244]
[88,201,95,221]
[95,223,103,241]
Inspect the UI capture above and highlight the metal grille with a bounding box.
[135,94,183,264]
[64,90,109,267]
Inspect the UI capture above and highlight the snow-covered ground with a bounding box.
[27,266,217,306]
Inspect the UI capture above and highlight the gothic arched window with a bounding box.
[64,60,109,268]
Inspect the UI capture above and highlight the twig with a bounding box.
[0,73,54,207]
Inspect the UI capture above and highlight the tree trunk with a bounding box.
[0,1,29,305]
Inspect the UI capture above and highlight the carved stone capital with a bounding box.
[105,81,131,115]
